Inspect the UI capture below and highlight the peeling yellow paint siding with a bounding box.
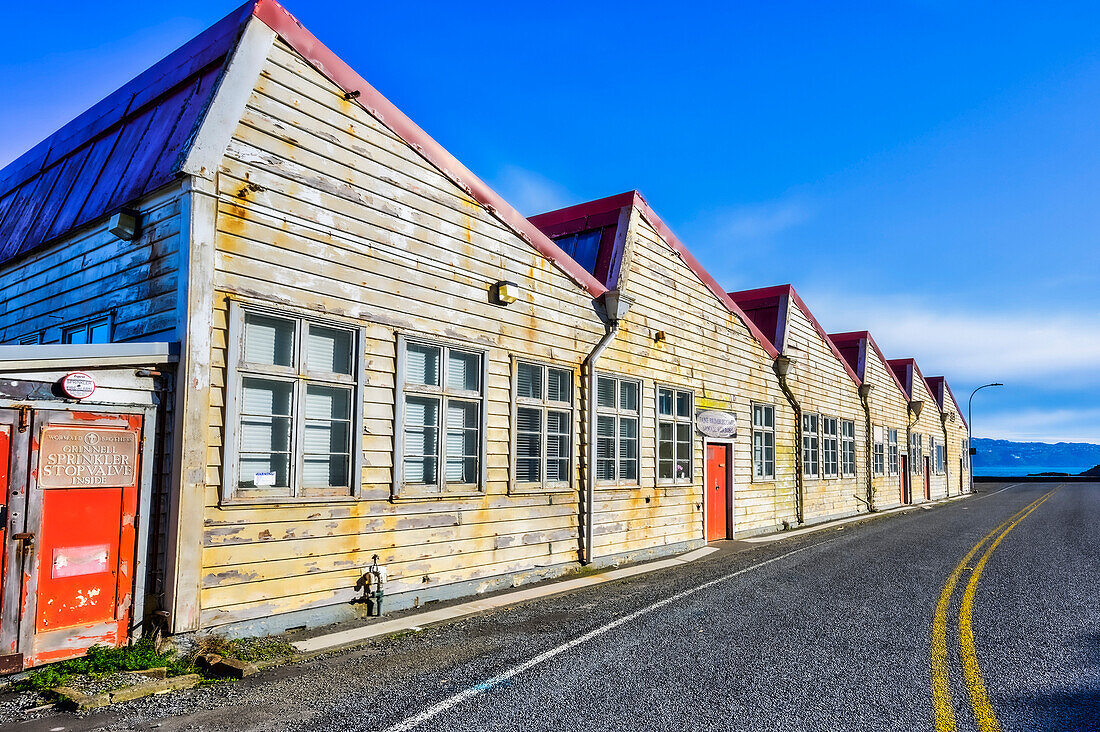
[863,349,910,509]
[600,214,797,543]
[190,39,606,628]
[782,304,866,522]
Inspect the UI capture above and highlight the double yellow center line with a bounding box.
[930,486,1059,732]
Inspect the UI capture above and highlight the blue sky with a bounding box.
[3,1,1098,442]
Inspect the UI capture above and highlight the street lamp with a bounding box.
[968,382,1003,492]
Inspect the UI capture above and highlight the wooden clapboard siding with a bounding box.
[909,375,946,500]
[862,348,909,509]
[782,303,865,522]
[193,38,606,628]
[0,186,183,344]
[598,212,797,545]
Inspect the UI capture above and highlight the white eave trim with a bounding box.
[0,342,179,369]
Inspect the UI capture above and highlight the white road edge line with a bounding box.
[380,541,828,732]
[971,482,1021,501]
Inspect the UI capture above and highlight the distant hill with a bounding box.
[972,438,1100,474]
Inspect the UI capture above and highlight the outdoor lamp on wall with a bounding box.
[492,281,520,305]
[108,209,139,241]
[601,290,633,322]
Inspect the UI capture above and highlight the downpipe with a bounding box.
[941,414,951,497]
[582,321,620,564]
[774,362,804,525]
[859,383,875,512]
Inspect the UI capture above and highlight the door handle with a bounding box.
[12,532,34,545]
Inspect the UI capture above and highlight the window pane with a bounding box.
[88,320,110,343]
[304,384,351,420]
[64,327,88,344]
[240,416,292,454]
[445,400,479,483]
[676,391,691,418]
[596,415,616,480]
[516,407,541,483]
[303,455,350,488]
[658,388,673,416]
[404,396,439,484]
[447,350,480,392]
[239,453,290,490]
[597,377,616,409]
[619,381,638,412]
[619,417,638,481]
[517,362,542,400]
[407,343,440,387]
[658,422,674,460]
[244,314,295,367]
[676,423,692,471]
[548,368,571,403]
[242,377,293,416]
[307,325,353,375]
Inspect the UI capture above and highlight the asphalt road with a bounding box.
[5,481,1097,732]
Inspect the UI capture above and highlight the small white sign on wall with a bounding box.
[253,472,277,487]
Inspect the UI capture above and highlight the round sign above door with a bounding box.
[60,372,96,400]
[696,410,737,438]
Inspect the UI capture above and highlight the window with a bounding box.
[657,386,693,483]
[841,420,856,477]
[822,417,839,477]
[888,429,899,475]
[19,331,43,345]
[396,337,486,496]
[802,413,819,477]
[226,305,362,501]
[873,426,885,476]
[912,434,924,474]
[514,360,573,490]
[595,375,640,484]
[63,315,111,344]
[935,439,945,474]
[752,403,776,480]
[962,438,969,469]
[552,230,603,273]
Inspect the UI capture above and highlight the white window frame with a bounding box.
[752,402,776,481]
[935,439,945,474]
[656,384,694,484]
[888,429,899,476]
[802,413,820,478]
[873,426,885,476]
[511,357,575,493]
[62,313,112,344]
[594,373,642,486]
[822,416,839,478]
[962,438,969,469]
[394,334,489,498]
[912,434,924,475]
[223,301,366,504]
[840,419,856,477]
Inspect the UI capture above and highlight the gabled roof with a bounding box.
[728,284,860,387]
[887,358,937,407]
[0,2,255,264]
[829,331,908,400]
[925,376,969,429]
[530,191,779,358]
[0,0,607,299]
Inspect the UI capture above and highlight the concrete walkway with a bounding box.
[293,493,975,654]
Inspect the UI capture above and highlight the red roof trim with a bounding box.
[888,358,938,411]
[925,376,969,430]
[785,287,861,388]
[830,330,909,401]
[250,0,607,298]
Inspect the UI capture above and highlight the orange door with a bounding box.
[705,444,729,541]
[23,412,143,666]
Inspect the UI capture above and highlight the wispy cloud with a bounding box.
[803,291,1100,386]
[713,197,815,240]
[491,165,574,217]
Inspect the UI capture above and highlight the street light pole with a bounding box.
[968,382,1003,492]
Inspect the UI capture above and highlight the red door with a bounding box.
[923,457,931,500]
[22,411,143,667]
[705,444,729,541]
[900,455,910,504]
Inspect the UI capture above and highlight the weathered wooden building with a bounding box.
[925,376,971,495]
[530,192,798,543]
[888,359,947,501]
[0,0,973,667]
[729,286,867,523]
[829,331,911,509]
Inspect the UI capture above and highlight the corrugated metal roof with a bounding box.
[0,1,256,266]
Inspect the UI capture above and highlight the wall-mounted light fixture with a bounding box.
[108,209,139,241]
[492,281,520,305]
